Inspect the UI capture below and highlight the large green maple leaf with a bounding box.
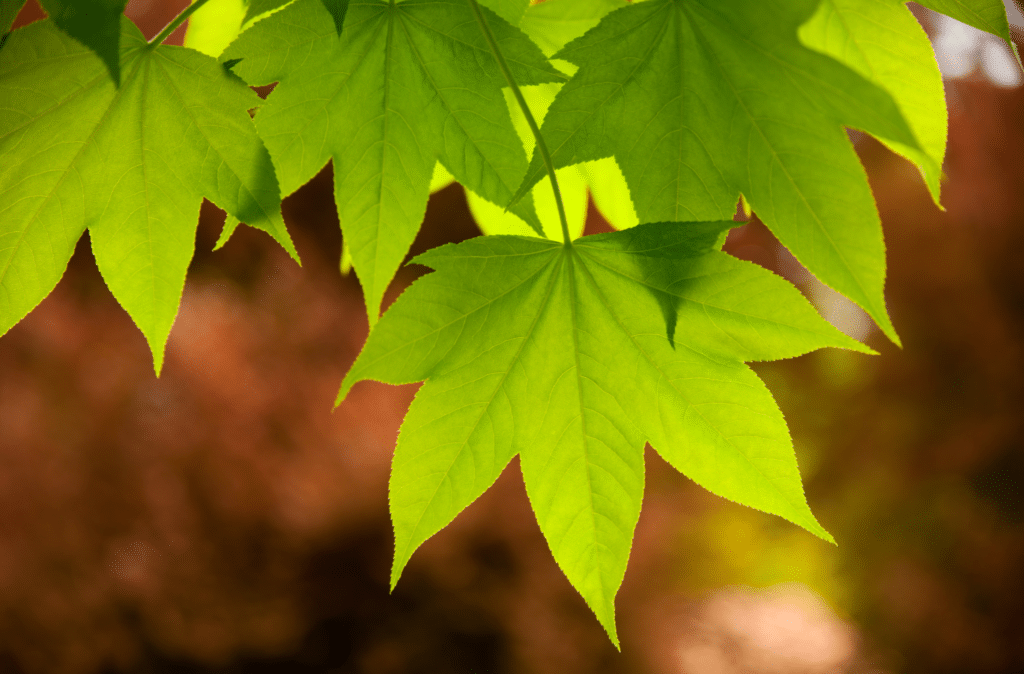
[798,0,947,204]
[0,18,297,373]
[510,0,929,346]
[337,222,872,644]
[222,0,563,325]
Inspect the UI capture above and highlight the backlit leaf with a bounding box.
[512,0,926,345]
[478,0,528,26]
[0,19,296,373]
[338,222,871,644]
[185,0,246,57]
[222,0,563,324]
[798,0,947,203]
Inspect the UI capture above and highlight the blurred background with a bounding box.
[2,1,1024,672]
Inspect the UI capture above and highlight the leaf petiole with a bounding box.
[466,0,571,245]
[149,0,212,46]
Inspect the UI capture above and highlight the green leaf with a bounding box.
[466,82,587,240]
[241,0,294,28]
[428,161,454,194]
[471,0,635,237]
[338,223,870,644]
[185,0,247,57]
[467,164,587,240]
[222,0,563,324]
[512,0,926,346]
[38,0,127,84]
[478,0,528,26]
[214,215,241,250]
[518,0,626,57]
[917,0,1014,42]
[188,0,313,58]
[580,157,638,230]
[1,0,27,35]
[798,0,947,204]
[0,19,297,373]
[243,0,344,34]
[340,236,353,275]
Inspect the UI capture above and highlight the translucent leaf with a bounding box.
[478,0,528,26]
[580,157,638,230]
[467,165,587,240]
[0,19,296,373]
[223,0,563,324]
[185,0,246,57]
[512,0,929,346]
[799,0,947,204]
[338,223,871,645]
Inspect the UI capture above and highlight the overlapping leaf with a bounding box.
[798,0,947,203]
[0,18,296,373]
[461,0,634,239]
[338,222,872,644]
[477,0,528,26]
[511,0,929,345]
[39,0,127,83]
[242,0,295,26]
[467,163,587,239]
[517,0,625,58]
[242,0,349,33]
[185,0,248,56]
[222,0,563,324]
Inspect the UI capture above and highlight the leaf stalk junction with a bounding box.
[149,0,211,46]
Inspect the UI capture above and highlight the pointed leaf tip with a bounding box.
[320,0,348,34]
[213,215,240,250]
[798,0,948,210]
[149,337,167,378]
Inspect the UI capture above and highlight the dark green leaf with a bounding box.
[39,0,127,84]
[477,0,528,26]
[319,0,348,33]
